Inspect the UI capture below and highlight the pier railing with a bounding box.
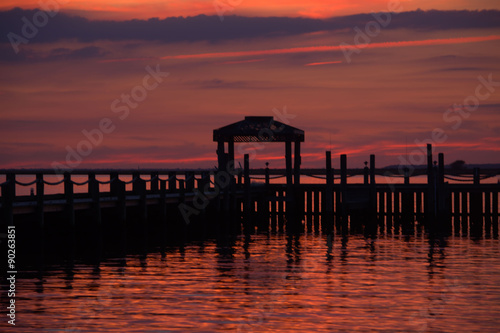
[1,149,499,238]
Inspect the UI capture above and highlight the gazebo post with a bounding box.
[294,140,301,185]
[217,140,225,171]
[285,140,293,187]
[227,140,237,214]
[294,140,302,226]
[285,140,293,223]
[227,141,235,168]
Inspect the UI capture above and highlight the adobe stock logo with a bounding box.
[7,0,70,54]
[51,64,169,176]
[339,0,403,63]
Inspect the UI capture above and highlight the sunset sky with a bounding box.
[0,1,499,170]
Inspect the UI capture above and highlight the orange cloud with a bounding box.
[305,61,342,66]
[3,0,500,19]
[161,35,500,60]
[219,59,266,65]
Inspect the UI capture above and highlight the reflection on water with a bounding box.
[5,233,500,332]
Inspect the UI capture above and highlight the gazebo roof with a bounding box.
[213,116,304,142]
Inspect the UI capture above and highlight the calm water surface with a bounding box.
[5,232,500,332]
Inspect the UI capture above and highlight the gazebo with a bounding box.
[213,116,305,186]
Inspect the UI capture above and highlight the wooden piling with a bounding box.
[88,172,102,249]
[243,154,251,233]
[379,191,385,230]
[386,190,393,233]
[159,179,167,234]
[492,190,499,236]
[340,154,347,229]
[438,153,445,185]
[133,173,147,215]
[369,155,377,229]
[306,190,312,230]
[88,173,102,227]
[461,191,468,234]
[150,172,159,193]
[470,168,483,234]
[278,190,284,232]
[415,191,422,218]
[36,173,44,231]
[425,144,435,222]
[270,193,277,232]
[294,141,301,185]
[401,167,413,232]
[132,172,148,242]
[185,171,195,192]
[110,175,126,249]
[285,141,293,217]
[168,172,177,191]
[324,158,335,233]
[437,152,451,230]
[1,173,15,226]
[265,163,270,186]
[394,190,400,232]
[484,191,491,235]
[369,155,376,185]
[314,190,320,231]
[64,172,75,229]
[363,162,369,185]
[325,151,334,223]
[453,191,460,234]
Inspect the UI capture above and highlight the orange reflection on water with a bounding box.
[11,234,500,332]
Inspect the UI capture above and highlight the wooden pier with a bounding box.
[1,145,499,253]
[2,114,500,254]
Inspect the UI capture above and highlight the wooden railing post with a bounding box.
[340,154,348,232]
[109,173,126,249]
[473,168,480,185]
[150,172,159,193]
[179,179,185,204]
[185,171,195,192]
[401,167,413,232]
[471,168,482,235]
[88,172,102,249]
[159,178,167,239]
[243,154,251,233]
[324,151,334,234]
[325,151,333,214]
[168,172,177,192]
[133,172,147,228]
[88,173,101,227]
[110,172,119,194]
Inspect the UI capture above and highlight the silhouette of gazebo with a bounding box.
[213,116,305,186]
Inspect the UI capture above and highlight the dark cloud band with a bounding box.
[1,8,499,45]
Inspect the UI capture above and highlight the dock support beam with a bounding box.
[325,151,334,234]
[294,140,301,185]
[111,173,126,251]
[64,172,75,249]
[340,154,348,233]
[89,172,102,250]
[243,154,251,234]
[470,168,482,235]
[1,173,15,226]
[425,144,435,226]
[36,173,44,231]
